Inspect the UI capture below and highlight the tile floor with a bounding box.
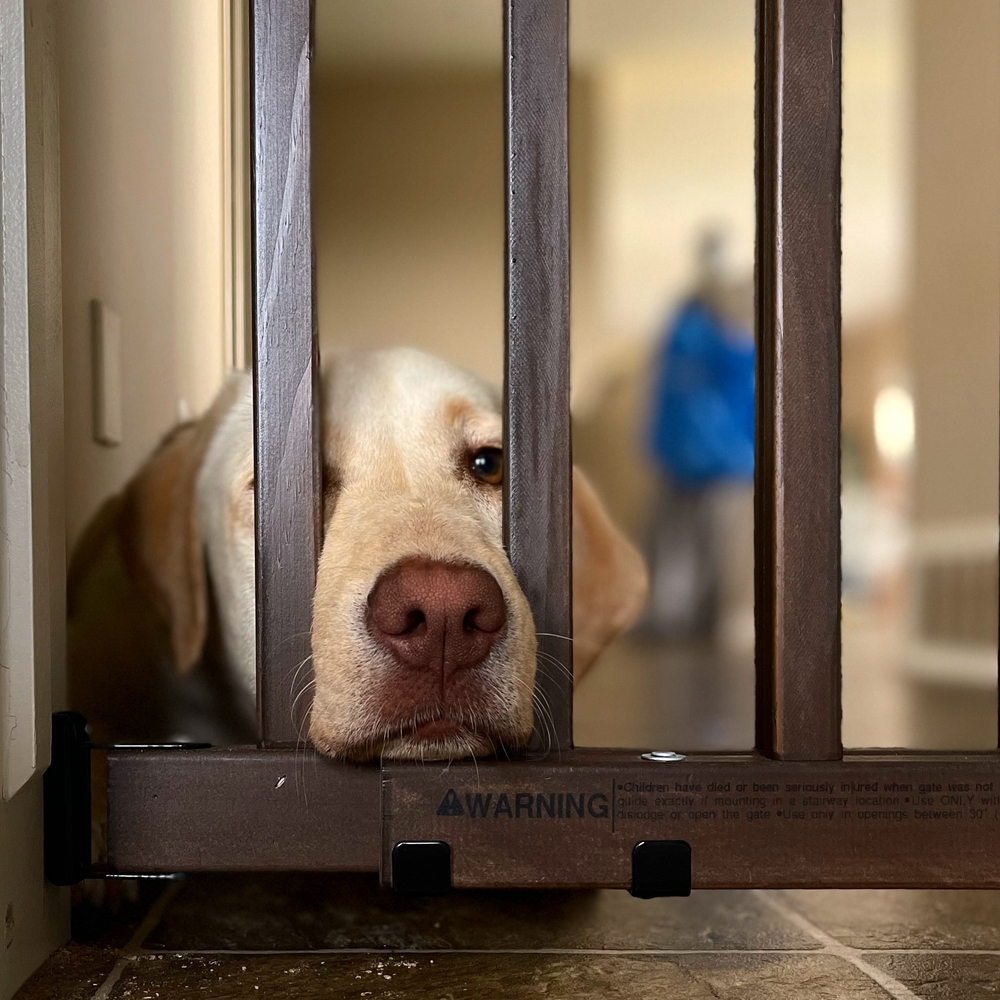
[20,633,1000,998]
[16,875,1000,998]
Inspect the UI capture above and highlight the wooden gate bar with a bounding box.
[754,0,843,760]
[249,0,321,746]
[503,0,573,751]
[104,747,1000,887]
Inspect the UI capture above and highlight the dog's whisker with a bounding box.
[528,676,558,760]
[291,678,317,719]
[275,629,314,647]
[534,649,574,682]
[287,654,316,745]
[535,632,574,643]
[293,689,315,801]
[289,653,315,693]
[512,670,557,760]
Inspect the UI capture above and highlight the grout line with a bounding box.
[89,957,133,1000]
[134,944,1000,958]
[124,882,184,952]
[137,947,828,957]
[756,891,921,1000]
[872,949,1000,956]
[90,881,183,1000]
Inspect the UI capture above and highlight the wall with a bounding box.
[57,0,230,549]
[313,71,594,391]
[842,0,911,330]
[910,0,1000,527]
[312,73,505,384]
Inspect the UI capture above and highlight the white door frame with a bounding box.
[0,0,68,995]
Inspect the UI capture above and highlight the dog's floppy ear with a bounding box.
[117,382,239,675]
[118,420,211,675]
[572,466,649,680]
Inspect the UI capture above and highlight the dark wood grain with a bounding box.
[249,0,320,746]
[383,750,1000,889]
[503,0,573,752]
[102,747,1000,886]
[755,0,843,761]
[107,749,379,872]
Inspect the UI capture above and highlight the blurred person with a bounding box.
[640,231,755,647]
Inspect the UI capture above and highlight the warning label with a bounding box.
[384,764,1000,889]
[436,788,609,820]
[436,789,465,816]
[429,777,1000,829]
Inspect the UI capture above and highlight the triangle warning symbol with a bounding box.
[436,788,465,817]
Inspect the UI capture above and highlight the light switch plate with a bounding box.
[91,300,122,446]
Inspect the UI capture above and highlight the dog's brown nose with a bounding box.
[367,559,506,677]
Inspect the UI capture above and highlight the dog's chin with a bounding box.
[311,717,531,763]
[378,728,500,761]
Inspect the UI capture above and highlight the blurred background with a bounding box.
[56,0,1000,751]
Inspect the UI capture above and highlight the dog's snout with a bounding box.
[367,559,506,676]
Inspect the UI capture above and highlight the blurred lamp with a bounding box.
[873,385,915,463]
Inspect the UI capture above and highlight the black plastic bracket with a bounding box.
[629,840,692,898]
[43,711,92,886]
[391,841,452,895]
[43,712,209,886]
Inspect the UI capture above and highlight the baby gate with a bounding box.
[46,0,1000,894]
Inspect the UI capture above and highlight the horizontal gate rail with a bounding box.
[105,748,1000,888]
[383,752,1000,889]
[106,749,379,872]
[755,0,843,760]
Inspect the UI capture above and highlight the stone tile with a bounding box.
[145,874,816,952]
[865,953,1000,999]
[780,889,1000,950]
[13,943,121,1000]
[674,953,892,999]
[109,953,895,999]
[105,953,765,999]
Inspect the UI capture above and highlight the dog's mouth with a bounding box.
[324,709,525,762]
[383,712,489,756]
[407,717,467,741]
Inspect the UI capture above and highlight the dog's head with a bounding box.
[122,347,647,760]
[307,349,538,759]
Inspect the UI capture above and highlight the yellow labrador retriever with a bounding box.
[68,348,647,760]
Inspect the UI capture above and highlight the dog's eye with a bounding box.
[469,447,503,486]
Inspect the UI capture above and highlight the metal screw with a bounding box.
[641,751,686,762]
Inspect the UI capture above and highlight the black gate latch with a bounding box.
[630,840,692,898]
[391,841,452,895]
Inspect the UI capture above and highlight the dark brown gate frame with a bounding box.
[102,0,1000,889]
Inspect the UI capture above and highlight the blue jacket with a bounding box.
[646,300,755,487]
